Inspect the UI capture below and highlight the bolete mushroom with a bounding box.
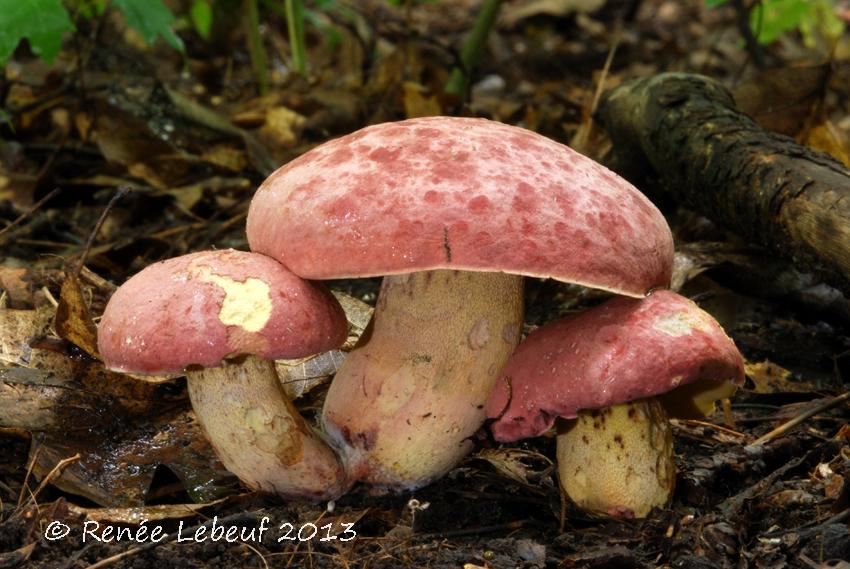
[246,116,674,490]
[97,249,349,500]
[486,290,745,518]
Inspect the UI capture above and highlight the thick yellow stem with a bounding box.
[323,269,524,490]
[187,355,347,500]
[556,398,675,518]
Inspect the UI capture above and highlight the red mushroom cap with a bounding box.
[486,290,745,442]
[98,249,347,374]
[247,117,674,297]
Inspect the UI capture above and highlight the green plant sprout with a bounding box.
[245,0,270,94]
[444,0,503,97]
[285,0,307,76]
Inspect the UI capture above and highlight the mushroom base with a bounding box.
[187,355,347,500]
[556,398,675,519]
[322,269,524,490]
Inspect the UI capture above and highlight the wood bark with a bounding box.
[597,72,850,294]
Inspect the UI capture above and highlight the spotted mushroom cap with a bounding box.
[247,117,674,297]
[97,249,348,374]
[486,290,745,442]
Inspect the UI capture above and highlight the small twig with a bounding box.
[677,419,747,439]
[0,188,61,240]
[571,21,621,152]
[283,509,327,566]
[558,482,568,534]
[731,0,765,69]
[762,507,850,539]
[797,552,849,569]
[719,441,839,518]
[20,454,80,510]
[80,512,263,569]
[16,438,44,509]
[749,392,850,447]
[72,187,127,277]
[721,397,735,429]
[589,22,621,116]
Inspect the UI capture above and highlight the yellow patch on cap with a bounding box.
[652,311,712,337]
[202,273,273,332]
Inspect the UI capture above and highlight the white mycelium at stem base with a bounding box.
[97,250,350,500]
[322,269,523,489]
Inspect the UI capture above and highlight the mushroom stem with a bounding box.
[187,355,347,500]
[322,269,524,490]
[556,398,675,519]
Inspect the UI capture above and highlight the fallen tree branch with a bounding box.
[597,72,850,294]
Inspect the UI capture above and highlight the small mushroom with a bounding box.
[486,290,745,518]
[97,249,349,500]
[247,116,675,490]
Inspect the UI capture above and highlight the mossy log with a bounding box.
[597,72,850,294]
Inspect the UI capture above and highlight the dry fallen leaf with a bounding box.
[54,273,100,359]
[403,81,443,118]
[258,106,307,150]
[501,0,605,27]
[201,144,249,172]
[92,99,192,190]
[277,291,373,399]
[473,447,553,487]
[0,306,53,365]
[30,408,236,506]
[802,120,850,166]
[733,63,830,136]
[276,350,346,400]
[0,267,45,307]
[744,360,813,394]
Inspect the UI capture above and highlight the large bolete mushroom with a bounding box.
[97,249,349,500]
[486,290,745,518]
[247,116,674,490]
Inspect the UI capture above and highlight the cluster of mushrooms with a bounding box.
[98,117,744,519]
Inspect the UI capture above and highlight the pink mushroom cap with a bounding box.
[486,290,745,442]
[247,117,674,297]
[98,249,348,374]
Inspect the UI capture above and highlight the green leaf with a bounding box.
[0,0,75,66]
[797,0,845,47]
[190,0,213,40]
[111,0,184,52]
[751,0,811,44]
[704,0,729,6]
